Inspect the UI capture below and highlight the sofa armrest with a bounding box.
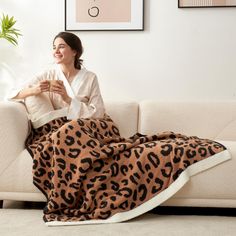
[0,101,29,175]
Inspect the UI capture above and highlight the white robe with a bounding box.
[8,66,105,128]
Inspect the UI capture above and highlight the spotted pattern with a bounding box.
[26,116,226,223]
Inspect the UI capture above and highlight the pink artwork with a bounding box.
[65,0,143,31]
[179,0,236,7]
[76,0,131,23]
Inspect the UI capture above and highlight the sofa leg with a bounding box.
[0,200,3,208]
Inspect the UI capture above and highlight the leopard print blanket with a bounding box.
[26,116,227,225]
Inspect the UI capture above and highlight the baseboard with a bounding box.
[151,206,236,217]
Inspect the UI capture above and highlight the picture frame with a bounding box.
[178,0,236,8]
[65,0,144,31]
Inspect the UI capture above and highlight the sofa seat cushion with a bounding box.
[139,101,236,141]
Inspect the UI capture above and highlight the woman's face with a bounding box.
[53,37,76,66]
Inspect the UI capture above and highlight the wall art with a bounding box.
[65,0,144,31]
[178,0,236,8]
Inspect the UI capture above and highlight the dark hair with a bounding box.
[53,32,83,69]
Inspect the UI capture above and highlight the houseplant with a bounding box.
[0,14,22,100]
[0,14,21,45]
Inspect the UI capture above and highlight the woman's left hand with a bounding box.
[51,81,72,104]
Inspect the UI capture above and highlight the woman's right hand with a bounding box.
[32,80,50,95]
[12,80,50,100]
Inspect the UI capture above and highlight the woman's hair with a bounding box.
[53,31,83,69]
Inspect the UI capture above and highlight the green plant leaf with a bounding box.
[0,13,22,46]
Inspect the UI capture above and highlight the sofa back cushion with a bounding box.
[105,101,138,138]
[139,101,236,141]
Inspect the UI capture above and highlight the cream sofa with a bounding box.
[0,101,236,208]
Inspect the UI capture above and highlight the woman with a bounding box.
[8,31,121,222]
[10,31,105,125]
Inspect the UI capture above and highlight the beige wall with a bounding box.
[1,0,236,102]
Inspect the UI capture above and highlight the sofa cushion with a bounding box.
[24,94,68,129]
[24,93,54,121]
[105,101,138,138]
[139,101,236,141]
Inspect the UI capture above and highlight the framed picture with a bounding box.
[65,0,144,31]
[178,0,236,8]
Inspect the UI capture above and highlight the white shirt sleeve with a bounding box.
[67,73,105,120]
[6,71,51,101]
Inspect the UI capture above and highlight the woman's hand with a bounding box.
[50,80,72,104]
[11,80,50,100]
[33,80,50,95]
